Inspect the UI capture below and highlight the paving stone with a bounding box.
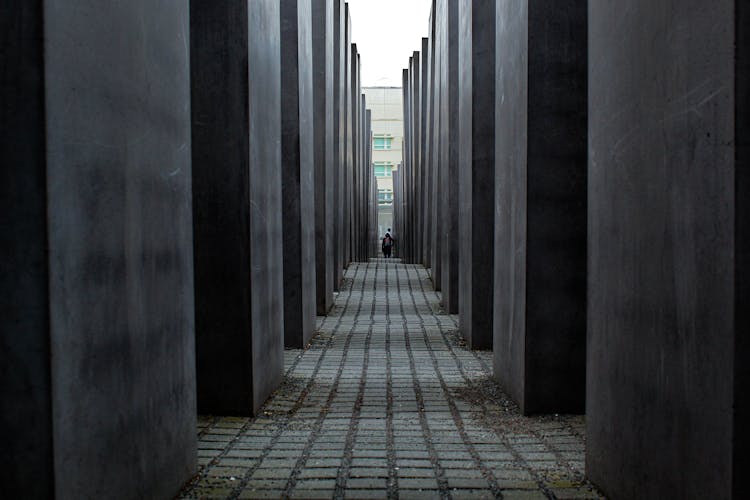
[351,458,389,468]
[250,468,292,480]
[496,480,539,490]
[206,466,251,478]
[343,490,389,499]
[346,477,388,489]
[238,490,285,499]
[500,490,550,500]
[443,469,485,479]
[396,459,433,468]
[396,467,436,478]
[448,477,494,489]
[256,458,298,469]
[294,479,337,490]
[349,468,389,478]
[299,467,340,479]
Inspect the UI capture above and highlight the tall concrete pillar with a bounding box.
[457,0,495,349]
[354,52,362,261]
[402,69,412,262]
[587,1,747,498]
[412,51,422,265]
[349,44,358,263]
[312,0,334,314]
[281,0,316,348]
[365,108,374,256]
[1,2,195,497]
[332,0,345,290]
[343,8,352,267]
[493,0,587,414]
[393,167,401,257]
[439,1,460,314]
[350,51,359,262]
[423,29,435,270]
[191,0,283,415]
[429,2,442,283]
[420,38,429,266]
[360,93,368,260]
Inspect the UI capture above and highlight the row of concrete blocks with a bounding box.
[396,0,747,499]
[0,1,376,498]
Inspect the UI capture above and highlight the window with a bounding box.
[373,134,393,150]
[374,162,393,178]
[378,189,393,205]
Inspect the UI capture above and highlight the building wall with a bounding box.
[364,87,403,236]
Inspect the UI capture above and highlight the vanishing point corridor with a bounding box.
[180,261,602,499]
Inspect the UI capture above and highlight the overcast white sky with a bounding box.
[347,0,432,87]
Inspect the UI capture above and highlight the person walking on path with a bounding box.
[382,232,393,258]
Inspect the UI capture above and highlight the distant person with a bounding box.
[382,232,393,258]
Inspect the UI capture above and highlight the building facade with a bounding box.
[363,87,403,237]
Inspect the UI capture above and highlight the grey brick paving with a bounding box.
[179,260,604,499]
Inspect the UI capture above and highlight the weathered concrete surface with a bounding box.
[457,0,495,349]
[359,93,368,260]
[343,8,352,267]
[493,0,587,415]
[0,1,195,497]
[312,0,334,315]
[0,4,53,497]
[365,108,374,256]
[737,3,750,494]
[402,67,413,264]
[439,3,459,314]
[423,31,434,270]
[420,38,429,266]
[332,0,345,290]
[349,46,359,263]
[192,0,283,415]
[429,2,442,284]
[587,1,744,498]
[412,51,422,266]
[393,168,402,257]
[281,0,316,348]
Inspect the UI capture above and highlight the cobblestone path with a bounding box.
[180,260,604,499]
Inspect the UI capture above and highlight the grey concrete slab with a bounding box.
[587,1,744,498]
[411,55,419,265]
[312,0,334,315]
[363,93,368,259]
[439,2,459,314]
[191,0,283,415]
[737,4,750,493]
[412,51,422,265]
[343,9,352,267]
[429,2,442,286]
[332,0,345,290]
[393,168,402,258]
[402,69,411,263]
[349,46,357,264]
[0,4,53,497]
[1,2,195,497]
[420,38,429,266]
[360,93,368,260]
[493,0,587,415]
[281,0,316,348]
[423,31,434,270]
[366,109,374,256]
[50,2,196,497]
[457,0,495,349]
[357,88,362,261]
[350,47,359,262]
